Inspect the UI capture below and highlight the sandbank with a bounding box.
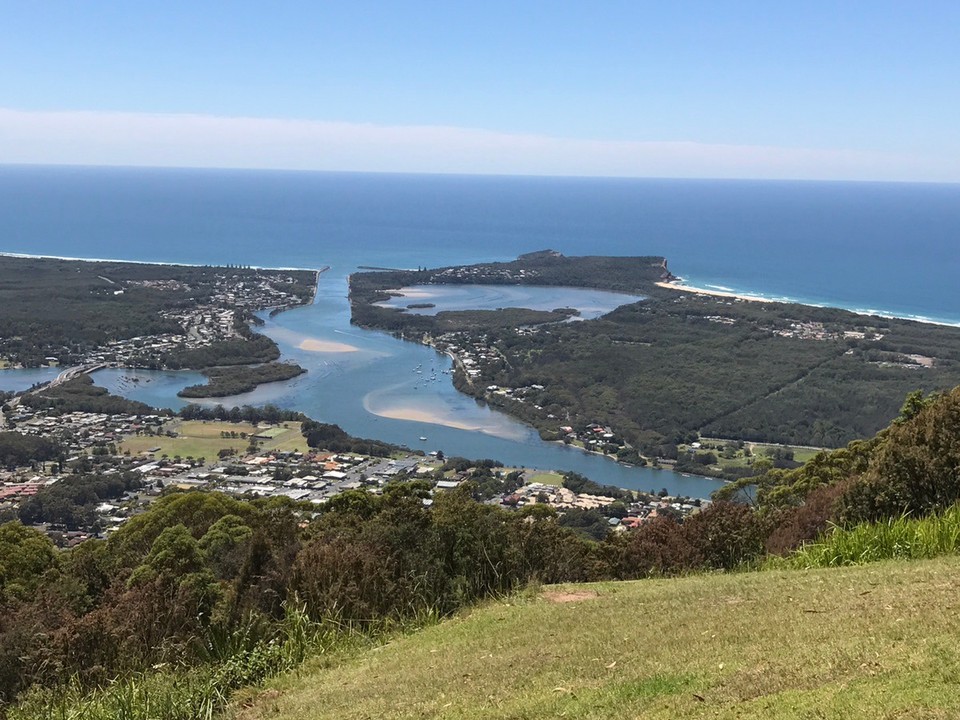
[387,288,437,300]
[298,338,359,353]
[367,404,526,441]
[655,281,773,303]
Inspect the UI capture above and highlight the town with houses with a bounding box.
[0,398,704,547]
[81,269,317,368]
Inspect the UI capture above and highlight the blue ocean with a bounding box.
[1,165,958,496]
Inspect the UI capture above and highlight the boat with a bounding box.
[419,436,427,441]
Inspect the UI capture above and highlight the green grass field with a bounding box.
[680,439,823,476]
[120,420,310,461]
[745,442,821,464]
[237,556,960,720]
[525,470,565,486]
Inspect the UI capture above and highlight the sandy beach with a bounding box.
[298,338,359,353]
[655,281,774,303]
[371,406,480,431]
[655,281,960,327]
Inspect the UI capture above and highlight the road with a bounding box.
[37,363,110,393]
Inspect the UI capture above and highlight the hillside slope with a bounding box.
[239,557,960,720]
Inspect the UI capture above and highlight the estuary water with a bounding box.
[2,166,959,495]
[375,284,645,319]
[0,367,61,393]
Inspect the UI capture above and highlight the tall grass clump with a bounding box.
[7,602,346,720]
[789,502,960,569]
[7,670,225,720]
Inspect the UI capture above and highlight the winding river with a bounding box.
[93,275,722,497]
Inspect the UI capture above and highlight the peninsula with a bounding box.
[350,251,960,481]
[0,255,317,397]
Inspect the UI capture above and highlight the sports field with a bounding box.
[119,419,310,460]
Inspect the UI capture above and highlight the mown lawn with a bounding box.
[120,420,310,461]
[525,470,565,486]
[237,556,960,719]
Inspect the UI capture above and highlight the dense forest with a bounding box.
[351,254,960,450]
[299,420,410,457]
[178,403,307,424]
[16,473,144,531]
[0,433,62,471]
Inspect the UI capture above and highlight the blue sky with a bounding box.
[2,1,958,180]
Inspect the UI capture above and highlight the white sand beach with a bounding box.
[655,281,774,303]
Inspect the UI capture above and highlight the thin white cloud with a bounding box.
[0,107,953,182]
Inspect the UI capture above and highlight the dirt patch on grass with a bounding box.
[543,590,599,603]
[232,688,282,720]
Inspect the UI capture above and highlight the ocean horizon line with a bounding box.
[4,162,960,188]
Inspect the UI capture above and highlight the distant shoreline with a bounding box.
[655,280,773,303]
[0,250,321,274]
[656,279,960,328]
[6,249,956,328]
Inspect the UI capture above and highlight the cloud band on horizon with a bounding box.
[0,107,950,182]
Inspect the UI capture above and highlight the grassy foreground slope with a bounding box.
[242,557,960,720]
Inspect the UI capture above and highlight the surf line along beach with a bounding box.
[655,278,960,328]
[655,280,775,303]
